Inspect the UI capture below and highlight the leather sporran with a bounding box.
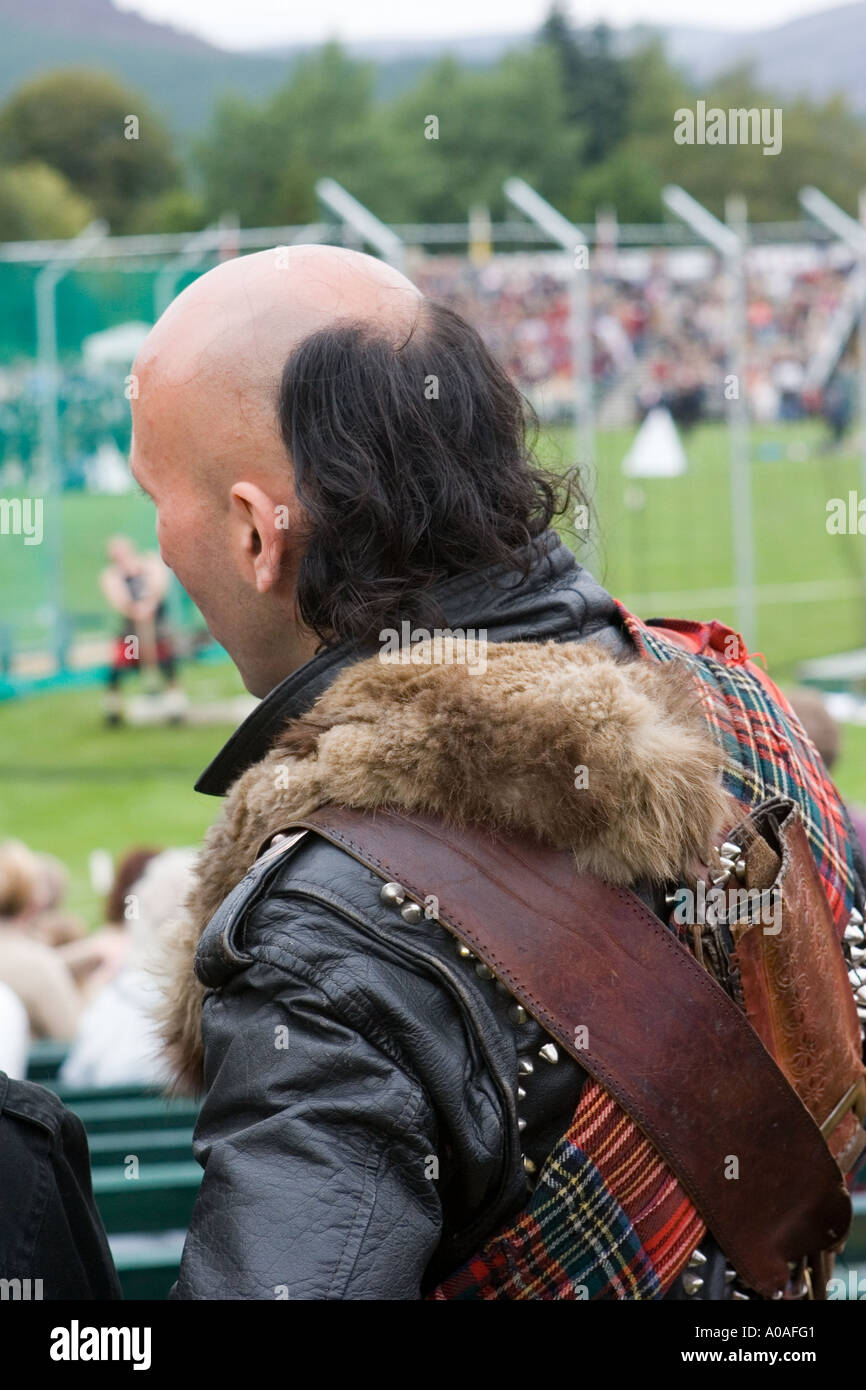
[706,795,866,1295]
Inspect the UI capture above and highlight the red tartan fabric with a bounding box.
[619,604,858,933]
[577,1082,705,1290]
[427,602,859,1300]
[427,1082,704,1300]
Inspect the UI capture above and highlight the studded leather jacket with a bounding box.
[173,824,734,1300]
[166,534,830,1300]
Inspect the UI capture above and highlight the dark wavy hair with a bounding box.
[278,297,573,648]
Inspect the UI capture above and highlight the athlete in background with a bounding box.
[100,535,186,725]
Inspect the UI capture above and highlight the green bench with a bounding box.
[109,1231,188,1301]
[24,1046,866,1299]
[25,1039,69,1081]
[68,1096,201,1133]
[50,1080,172,1105]
[87,1127,195,1170]
[24,1046,200,1299]
[92,1161,202,1235]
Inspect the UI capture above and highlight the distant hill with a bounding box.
[254,4,866,114]
[0,0,862,137]
[0,0,211,50]
[661,2,866,112]
[0,0,295,133]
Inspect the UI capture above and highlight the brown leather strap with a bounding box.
[285,806,852,1300]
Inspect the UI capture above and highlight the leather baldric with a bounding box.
[265,805,855,1301]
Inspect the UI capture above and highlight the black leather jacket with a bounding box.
[169,534,738,1300]
[0,1073,122,1300]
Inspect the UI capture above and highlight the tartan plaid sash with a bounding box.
[426,604,859,1300]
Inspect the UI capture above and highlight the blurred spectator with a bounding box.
[773,358,805,420]
[0,980,28,1079]
[101,535,186,726]
[822,365,854,448]
[16,850,86,949]
[0,845,80,1045]
[787,688,866,865]
[60,848,197,1089]
[58,845,160,1000]
[0,839,85,948]
[0,841,82,1040]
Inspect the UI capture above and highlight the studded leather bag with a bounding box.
[696,795,866,1171]
[280,804,864,1301]
[673,792,866,1296]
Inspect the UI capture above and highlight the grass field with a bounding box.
[542,418,866,675]
[0,660,247,924]
[2,416,866,924]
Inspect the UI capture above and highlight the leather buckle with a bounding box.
[784,1255,813,1301]
[820,1075,866,1141]
[253,827,309,866]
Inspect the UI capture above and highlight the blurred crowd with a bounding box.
[0,838,196,1086]
[413,247,859,434]
[0,364,133,493]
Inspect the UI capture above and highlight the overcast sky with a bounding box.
[115,0,852,50]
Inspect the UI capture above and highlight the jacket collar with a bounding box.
[194,529,631,797]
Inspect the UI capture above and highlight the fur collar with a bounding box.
[157,638,729,1094]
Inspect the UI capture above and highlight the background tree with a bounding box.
[198,43,380,225]
[539,5,633,164]
[200,42,584,226]
[0,69,180,232]
[0,162,93,239]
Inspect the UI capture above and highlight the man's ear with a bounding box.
[229,480,295,593]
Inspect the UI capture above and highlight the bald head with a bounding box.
[128,246,424,694]
[135,246,422,461]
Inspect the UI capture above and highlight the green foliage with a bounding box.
[540,6,633,164]
[198,39,583,226]
[0,68,181,232]
[652,63,866,221]
[191,17,866,232]
[367,46,583,222]
[564,146,663,224]
[198,43,376,225]
[126,187,207,235]
[0,161,93,238]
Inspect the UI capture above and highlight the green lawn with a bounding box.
[0,660,246,924]
[2,417,866,923]
[0,489,161,653]
[540,418,866,677]
[834,723,866,811]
